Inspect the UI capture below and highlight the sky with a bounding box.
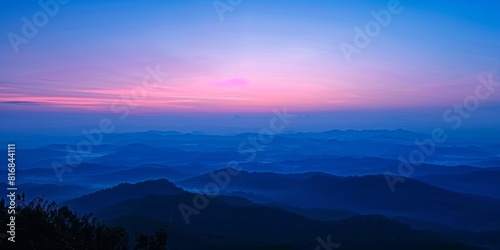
[0,0,499,134]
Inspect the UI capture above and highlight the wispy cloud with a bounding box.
[0,101,48,106]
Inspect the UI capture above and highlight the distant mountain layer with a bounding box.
[6,129,498,170]
[0,182,92,202]
[417,169,500,198]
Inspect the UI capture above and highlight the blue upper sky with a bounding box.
[0,0,499,135]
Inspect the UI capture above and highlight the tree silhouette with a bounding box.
[0,194,170,249]
[133,229,168,250]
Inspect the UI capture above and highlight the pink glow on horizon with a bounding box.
[1,55,499,113]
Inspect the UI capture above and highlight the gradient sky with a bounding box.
[0,0,499,134]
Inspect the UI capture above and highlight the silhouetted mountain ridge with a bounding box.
[65,179,184,212]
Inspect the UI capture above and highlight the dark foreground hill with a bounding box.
[178,169,500,231]
[95,193,481,250]
[64,179,184,212]
[59,179,498,249]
